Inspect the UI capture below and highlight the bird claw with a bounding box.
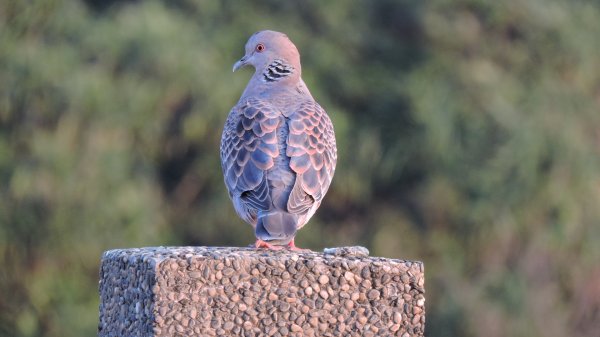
[287,239,311,252]
[254,239,284,250]
[253,239,311,252]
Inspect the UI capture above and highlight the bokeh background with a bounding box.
[1,0,600,336]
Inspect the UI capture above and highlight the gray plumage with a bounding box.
[220,30,337,249]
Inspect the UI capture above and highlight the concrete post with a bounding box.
[98,247,425,337]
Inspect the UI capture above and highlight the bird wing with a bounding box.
[286,101,337,215]
[220,99,281,224]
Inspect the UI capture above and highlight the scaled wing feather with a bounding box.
[220,99,282,223]
[286,102,337,217]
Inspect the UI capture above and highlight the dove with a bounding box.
[220,30,337,250]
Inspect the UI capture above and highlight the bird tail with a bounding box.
[256,211,298,243]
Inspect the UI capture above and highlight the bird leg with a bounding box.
[254,239,284,250]
[254,238,311,252]
[287,238,311,252]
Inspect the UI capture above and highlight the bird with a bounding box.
[220,30,337,250]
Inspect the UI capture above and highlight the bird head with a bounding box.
[233,30,301,77]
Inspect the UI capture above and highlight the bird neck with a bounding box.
[241,59,304,99]
[260,59,300,83]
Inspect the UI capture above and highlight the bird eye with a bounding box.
[255,43,265,52]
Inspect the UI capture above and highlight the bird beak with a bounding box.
[232,55,249,72]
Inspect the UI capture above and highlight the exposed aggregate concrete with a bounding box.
[98,247,425,337]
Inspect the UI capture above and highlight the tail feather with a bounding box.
[256,211,298,242]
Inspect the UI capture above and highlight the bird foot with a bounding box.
[287,239,311,252]
[253,239,311,252]
[254,239,284,250]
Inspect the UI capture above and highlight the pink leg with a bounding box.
[287,238,311,252]
[255,239,284,250]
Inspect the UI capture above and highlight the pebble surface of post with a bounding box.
[98,246,425,337]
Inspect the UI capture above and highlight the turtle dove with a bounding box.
[220,30,337,250]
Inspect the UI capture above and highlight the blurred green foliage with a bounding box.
[1,0,600,336]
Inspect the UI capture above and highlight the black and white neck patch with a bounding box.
[263,59,295,82]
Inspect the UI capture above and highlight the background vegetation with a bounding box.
[1,0,599,336]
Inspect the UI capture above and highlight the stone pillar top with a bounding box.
[99,246,425,337]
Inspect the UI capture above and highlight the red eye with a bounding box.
[255,43,265,52]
